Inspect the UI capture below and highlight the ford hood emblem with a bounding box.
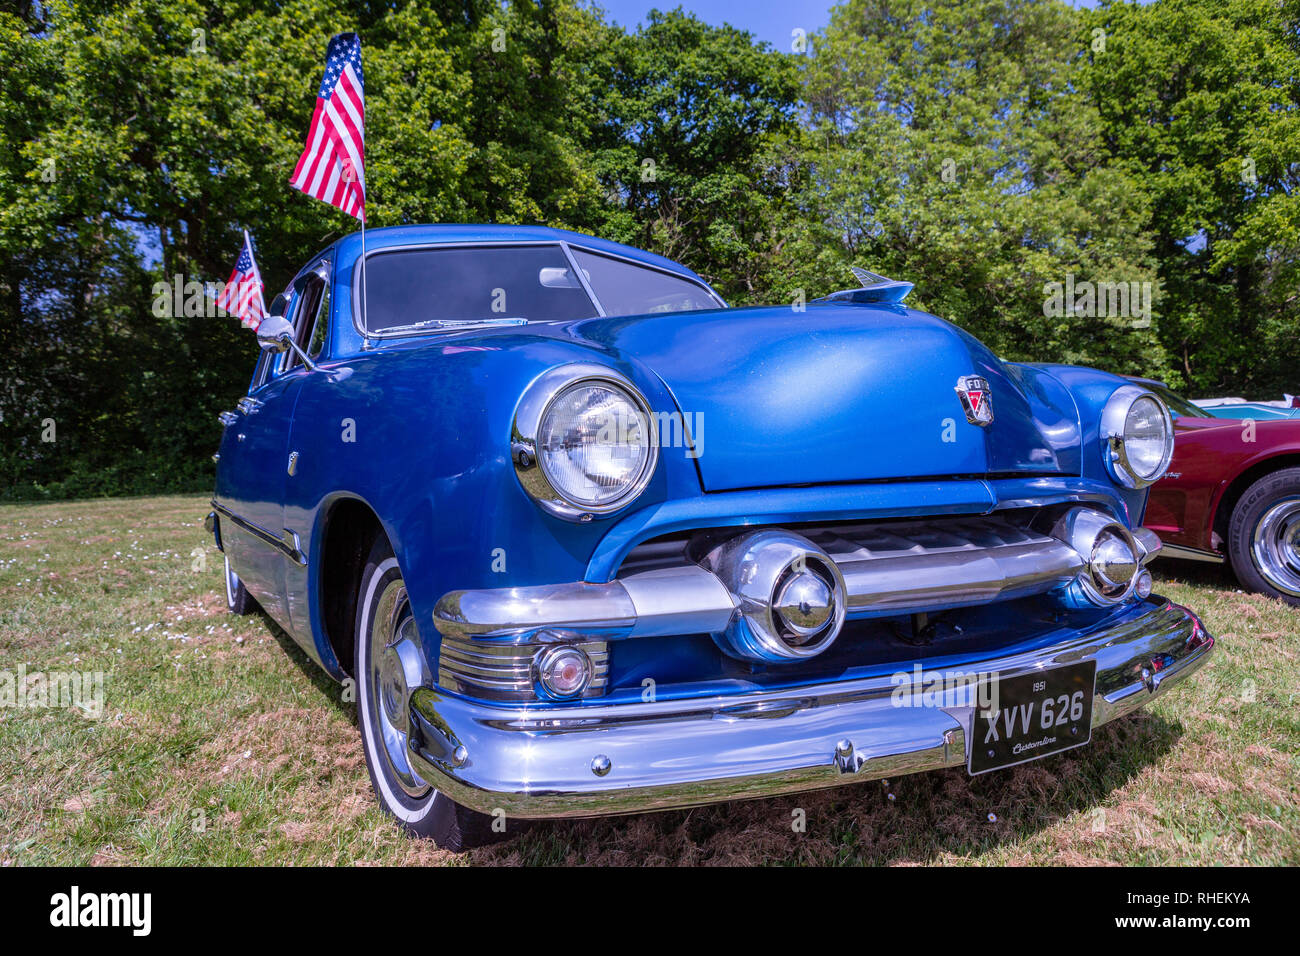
[956,375,994,426]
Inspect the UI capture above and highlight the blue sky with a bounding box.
[594,0,1101,49]
[596,0,831,50]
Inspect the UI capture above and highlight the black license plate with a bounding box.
[968,660,1097,775]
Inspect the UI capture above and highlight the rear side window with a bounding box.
[569,248,719,317]
[360,244,599,332]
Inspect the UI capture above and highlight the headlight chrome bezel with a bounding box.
[1100,385,1175,489]
[512,363,659,521]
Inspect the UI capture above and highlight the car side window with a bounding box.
[307,279,330,359]
[249,292,291,392]
[284,264,330,371]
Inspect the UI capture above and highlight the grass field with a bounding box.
[0,494,1296,866]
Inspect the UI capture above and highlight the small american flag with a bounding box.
[216,231,267,330]
[290,32,366,221]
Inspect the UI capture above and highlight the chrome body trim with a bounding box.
[837,534,1079,613]
[408,599,1214,818]
[1053,507,1142,605]
[204,510,223,552]
[210,499,307,566]
[1133,526,1162,561]
[438,634,609,702]
[700,529,847,661]
[558,241,607,317]
[1157,542,1226,565]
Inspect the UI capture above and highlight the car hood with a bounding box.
[565,303,1079,492]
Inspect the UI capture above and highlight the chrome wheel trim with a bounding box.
[366,577,431,798]
[224,556,238,607]
[1251,497,1300,598]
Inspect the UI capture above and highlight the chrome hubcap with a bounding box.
[367,579,430,798]
[224,557,238,605]
[1252,498,1300,597]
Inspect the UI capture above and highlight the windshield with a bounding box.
[357,242,720,334]
[360,244,600,333]
[569,247,720,315]
[1146,382,1205,418]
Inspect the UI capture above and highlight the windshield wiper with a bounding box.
[377,316,529,335]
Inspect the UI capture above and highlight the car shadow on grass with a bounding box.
[468,709,1185,866]
[1154,557,1238,592]
[257,610,357,720]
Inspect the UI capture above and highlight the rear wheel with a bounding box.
[223,556,257,615]
[1227,466,1300,608]
[354,534,510,850]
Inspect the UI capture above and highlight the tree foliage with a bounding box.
[1,0,1296,499]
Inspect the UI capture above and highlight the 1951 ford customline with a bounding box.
[207,224,1215,850]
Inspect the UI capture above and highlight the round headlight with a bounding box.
[538,382,653,510]
[1101,386,1174,489]
[512,366,659,520]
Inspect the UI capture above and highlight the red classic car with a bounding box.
[1139,381,1300,606]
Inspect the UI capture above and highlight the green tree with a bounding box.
[787,0,1167,375]
[581,8,804,300]
[1083,0,1300,394]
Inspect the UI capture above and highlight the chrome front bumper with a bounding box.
[407,598,1214,818]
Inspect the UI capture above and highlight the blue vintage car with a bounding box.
[207,224,1215,850]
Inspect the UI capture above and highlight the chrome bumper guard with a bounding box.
[408,599,1213,818]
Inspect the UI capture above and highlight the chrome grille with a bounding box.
[618,514,1083,617]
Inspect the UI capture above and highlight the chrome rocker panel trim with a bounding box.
[1157,542,1226,565]
[211,499,307,566]
[408,599,1214,819]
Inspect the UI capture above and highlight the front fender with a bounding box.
[282,332,698,676]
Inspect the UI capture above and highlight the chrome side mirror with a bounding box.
[255,314,318,371]
[256,316,295,353]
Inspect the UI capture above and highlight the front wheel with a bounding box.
[1227,466,1300,608]
[354,535,511,851]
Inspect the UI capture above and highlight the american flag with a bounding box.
[216,231,267,330]
[290,32,366,221]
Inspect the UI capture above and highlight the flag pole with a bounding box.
[244,228,266,329]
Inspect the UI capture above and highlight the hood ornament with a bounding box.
[956,375,994,426]
[810,267,915,305]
